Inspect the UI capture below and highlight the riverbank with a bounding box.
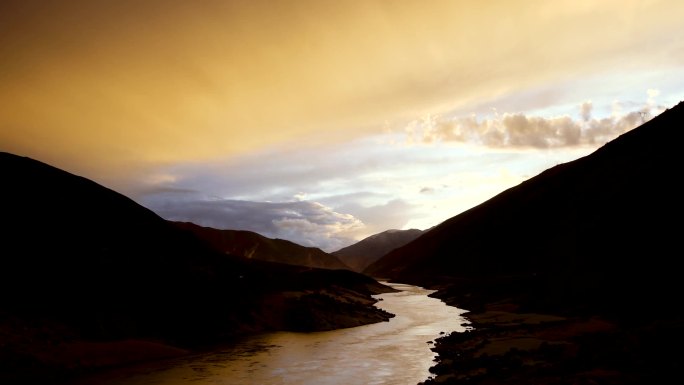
[420,295,683,384]
[63,282,470,385]
[1,272,397,385]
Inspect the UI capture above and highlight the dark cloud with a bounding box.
[420,187,434,194]
[145,198,364,252]
[132,186,199,196]
[128,138,427,251]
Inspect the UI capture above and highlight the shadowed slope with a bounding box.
[0,152,394,385]
[332,229,424,272]
[366,102,684,312]
[173,221,351,270]
[366,102,684,385]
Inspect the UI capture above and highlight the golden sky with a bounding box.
[2,0,684,249]
[3,0,683,172]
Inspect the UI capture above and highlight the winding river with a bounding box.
[75,282,470,385]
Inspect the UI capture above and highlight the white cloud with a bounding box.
[405,97,666,149]
[580,100,593,122]
[647,88,660,104]
[330,198,418,239]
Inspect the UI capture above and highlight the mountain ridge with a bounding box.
[172,221,351,270]
[332,228,424,272]
[366,101,684,292]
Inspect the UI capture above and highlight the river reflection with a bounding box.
[77,282,470,385]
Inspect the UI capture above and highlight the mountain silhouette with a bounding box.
[172,221,351,270]
[332,229,424,272]
[366,102,684,384]
[0,152,394,384]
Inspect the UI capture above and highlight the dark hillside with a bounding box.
[0,152,393,384]
[173,221,351,270]
[367,102,684,315]
[366,102,684,385]
[332,229,423,272]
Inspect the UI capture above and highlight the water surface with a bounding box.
[76,282,470,385]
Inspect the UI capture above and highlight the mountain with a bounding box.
[332,229,424,272]
[366,102,683,307]
[171,221,351,270]
[0,152,394,385]
[367,102,684,384]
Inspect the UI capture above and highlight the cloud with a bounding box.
[584,110,652,145]
[330,198,419,237]
[146,197,364,252]
[647,89,660,104]
[408,99,664,149]
[126,93,675,250]
[3,0,684,184]
[580,101,593,122]
[124,139,394,203]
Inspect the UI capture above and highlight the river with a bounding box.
[73,282,470,385]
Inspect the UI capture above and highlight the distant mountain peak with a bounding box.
[332,228,424,272]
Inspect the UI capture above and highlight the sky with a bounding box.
[2,0,684,251]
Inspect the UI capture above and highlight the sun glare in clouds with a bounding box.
[1,0,684,249]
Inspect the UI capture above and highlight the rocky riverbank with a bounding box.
[2,276,396,385]
[421,296,683,385]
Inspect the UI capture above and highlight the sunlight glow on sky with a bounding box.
[2,0,684,250]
